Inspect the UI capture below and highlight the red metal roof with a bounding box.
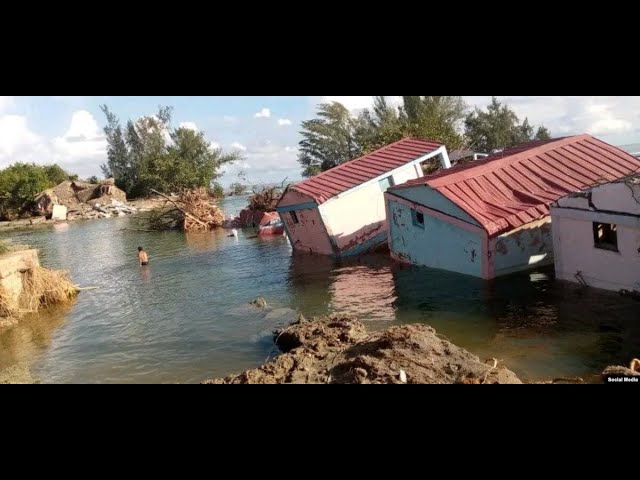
[288,138,443,205]
[393,134,640,237]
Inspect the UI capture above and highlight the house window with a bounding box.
[379,176,395,192]
[593,222,618,252]
[412,209,425,229]
[290,211,300,224]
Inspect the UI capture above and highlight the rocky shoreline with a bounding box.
[0,196,166,232]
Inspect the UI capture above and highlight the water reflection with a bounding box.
[0,303,72,383]
[0,201,638,383]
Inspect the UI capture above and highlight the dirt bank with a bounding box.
[204,316,523,384]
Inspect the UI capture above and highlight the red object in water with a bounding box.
[257,224,285,236]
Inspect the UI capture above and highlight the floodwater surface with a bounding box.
[1,196,639,383]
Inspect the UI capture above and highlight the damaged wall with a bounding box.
[319,180,390,255]
[387,199,483,277]
[319,163,425,256]
[393,185,481,227]
[492,218,554,276]
[551,178,640,292]
[280,207,334,255]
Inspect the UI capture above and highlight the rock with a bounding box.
[205,316,523,384]
[250,297,268,309]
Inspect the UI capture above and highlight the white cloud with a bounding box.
[319,96,403,114]
[0,115,43,159]
[278,118,292,126]
[0,96,14,113]
[464,96,640,140]
[209,141,221,150]
[0,110,107,178]
[220,141,300,186]
[231,142,247,151]
[179,121,198,131]
[321,96,374,111]
[254,108,271,118]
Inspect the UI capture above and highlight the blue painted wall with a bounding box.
[388,200,483,277]
[493,221,554,275]
[391,185,481,226]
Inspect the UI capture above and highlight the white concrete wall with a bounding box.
[320,163,421,253]
[552,180,640,291]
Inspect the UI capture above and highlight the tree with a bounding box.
[211,182,225,198]
[298,102,365,177]
[465,97,552,153]
[0,163,54,220]
[88,176,100,184]
[101,105,241,197]
[229,182,247,195]
[357,96,467,155]
[44,164,70,185]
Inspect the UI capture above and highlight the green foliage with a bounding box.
[44,164,69,185]
[0,163,78,220]
[229,182,247,195]
[300,97,467,176]
[300,96,554,178]
[464,96,551,153]
[101,105,241,197]
[298,102,365,177]
[68,174,79,181]
[211,182,225,199]
[88,176,100,184]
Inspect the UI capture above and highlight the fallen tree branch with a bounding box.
[150,189,209,227]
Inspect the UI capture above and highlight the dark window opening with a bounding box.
[421,154,442,175]
[412,209,425,229]
[593,222,618,252]
[290,211,299,224]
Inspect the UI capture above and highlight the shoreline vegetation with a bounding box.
[205,305,640,385]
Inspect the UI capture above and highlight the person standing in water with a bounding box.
[138,246,149,266]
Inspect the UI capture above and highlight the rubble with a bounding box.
[32,179,137,223]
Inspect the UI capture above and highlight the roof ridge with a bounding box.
[294,137,442,187]
[426,135,590,188]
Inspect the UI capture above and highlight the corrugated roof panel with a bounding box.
[391,134,640,237]
[283,138,443,205]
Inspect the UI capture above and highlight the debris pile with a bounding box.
[204,315,523,384]
[33,179,134,222]
[225,183,285,229]
[146,188,225,232]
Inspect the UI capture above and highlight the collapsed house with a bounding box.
[384,134,640,279]
[34,179,128,220]
[551,174,640,292]
[276,138,450,257]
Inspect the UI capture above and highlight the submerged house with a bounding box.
[384,134,640,279]
[276,138,450,257]
[551,175,640,292]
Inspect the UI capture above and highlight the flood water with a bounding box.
[1,195,639,383]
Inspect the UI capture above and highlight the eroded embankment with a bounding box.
[204,316,523,384]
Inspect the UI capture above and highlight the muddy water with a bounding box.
[1,196,639,383]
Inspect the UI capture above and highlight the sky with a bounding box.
[1,96,640,187]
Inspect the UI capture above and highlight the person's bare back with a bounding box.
[138,246,149,266]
